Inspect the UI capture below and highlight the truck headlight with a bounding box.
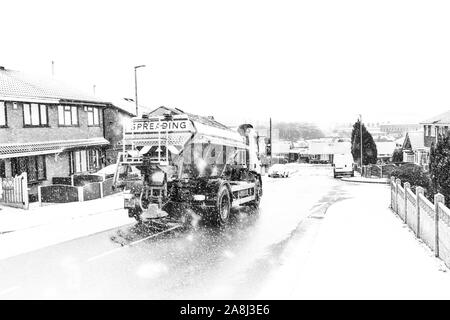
[193,195,206,201]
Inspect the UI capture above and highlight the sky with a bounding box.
[1,0,450,129]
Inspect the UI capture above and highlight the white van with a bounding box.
[333,153,354,178]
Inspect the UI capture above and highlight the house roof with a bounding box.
[0,137,109,159]
[402,130,425,150]
[306,141,351,155]
[375,141,397,156]
[395,136,405,146]
[272,141,292,154]
[146,106,231,131]
[421,110,450,125]
[107,97,136,116]
[0,67,109,105]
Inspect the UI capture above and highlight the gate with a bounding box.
[0,172,29,209]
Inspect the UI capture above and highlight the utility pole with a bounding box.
[134,65,146,117]
[359,114,363,170]
[51,61,54,77]
[270,117,272,166]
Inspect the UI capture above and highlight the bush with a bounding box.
[430,136,450,206]
[392,148,403,163]
[390,164,432,196]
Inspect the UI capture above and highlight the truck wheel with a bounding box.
[212,186,231,227]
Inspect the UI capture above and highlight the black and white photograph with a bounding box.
[1,0,450,305]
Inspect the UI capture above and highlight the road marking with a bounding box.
[86,225,181,262]
[0,286,20,296]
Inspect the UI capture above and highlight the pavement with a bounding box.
[341,176,390,184]
[0,192,127,234]
[0,193,135,260]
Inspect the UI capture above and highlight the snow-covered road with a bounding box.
[0,164,448,299]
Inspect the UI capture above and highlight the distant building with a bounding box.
[420,110,450,148]
[375,141,397,163]
[305,139,351,164]
[402,130,427,169]
[380,124,421,137]
[271,140,291,163]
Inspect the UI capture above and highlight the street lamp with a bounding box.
[134,65,146,117]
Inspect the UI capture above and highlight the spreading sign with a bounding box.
[129,119,191,132]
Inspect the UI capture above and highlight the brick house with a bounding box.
[421,110,450,148]
[0,66,110,200]
[103,97,136,165]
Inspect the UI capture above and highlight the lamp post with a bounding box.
[134,65,146,116]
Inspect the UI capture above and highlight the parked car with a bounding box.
[333,153,354,178]
[268,164,290,178]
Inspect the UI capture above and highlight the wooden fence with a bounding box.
[0,172,29,209]
[361,164,397,178]
[390,177,450,268]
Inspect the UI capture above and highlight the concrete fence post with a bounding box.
[404,182,410,224]
[396,178,401,217]
[99,181,104,198]
[78,186,84,202]
[434,193,445,258]
[416,186,424,237]
[38,186,42,207]
[390,176,396,210]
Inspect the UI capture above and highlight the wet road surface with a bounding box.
[0,165,361,299]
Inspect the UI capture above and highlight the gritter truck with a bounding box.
[113,106,263,227]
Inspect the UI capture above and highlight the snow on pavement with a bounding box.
[0,194,134,260]
[259,183,450,299]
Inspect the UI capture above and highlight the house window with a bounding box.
[87,107,100,126]
[10,155,46,182]
[69,149,101,174]
[0,101,6,127]
[23,103,48,126]
[58,105,78,126]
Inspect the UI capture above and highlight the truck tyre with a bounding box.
[211,186,231,227]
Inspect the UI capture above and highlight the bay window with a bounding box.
[11,155,46,182]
